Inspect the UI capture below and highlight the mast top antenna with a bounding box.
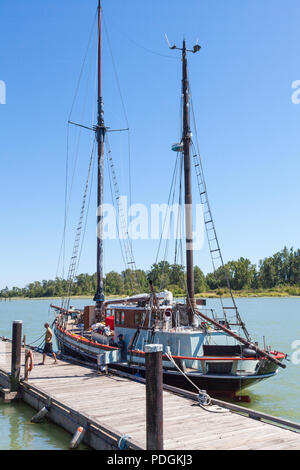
[164,33,201,54]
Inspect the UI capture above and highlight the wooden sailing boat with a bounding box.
[52,1,286,397]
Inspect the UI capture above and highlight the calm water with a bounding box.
[213,297,300,421]
[0,401,82,450]
[0,297,299,449]
[0,298,91,450]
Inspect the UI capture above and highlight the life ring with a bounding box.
[165,309,172,317]
[26,350,34,372]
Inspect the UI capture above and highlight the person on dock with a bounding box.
[40,323,58,365]
[117,334,127,362]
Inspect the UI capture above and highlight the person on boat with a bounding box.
[40,323,58,365]
[108,336,117,347]
[117,334,127,362]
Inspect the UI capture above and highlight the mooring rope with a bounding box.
[165,351,228,414]
[27,332,45,346]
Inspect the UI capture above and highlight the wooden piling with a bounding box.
[145,344,164,450]
[10,320,22,391]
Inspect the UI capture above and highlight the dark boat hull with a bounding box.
[109,363,272,395]
[57,336,277,397]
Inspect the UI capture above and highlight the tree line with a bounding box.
[1,247,299,299]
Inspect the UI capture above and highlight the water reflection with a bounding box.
[0,402,89,450]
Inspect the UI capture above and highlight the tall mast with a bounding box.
[182,40,196,324]
[168,38,200,325]
[94,0,105,307]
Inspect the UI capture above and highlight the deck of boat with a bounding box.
[0,338,300,450]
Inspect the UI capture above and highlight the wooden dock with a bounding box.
[1,337,300,450]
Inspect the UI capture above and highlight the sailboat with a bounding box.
[52,1,287,398]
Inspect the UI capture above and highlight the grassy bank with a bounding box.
[195,286,300,298]
[2,287,300,302]
[0,295,124,302]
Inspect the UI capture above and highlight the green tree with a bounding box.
[258,257,279,288]
[104,271,124,295]
[169,264,185,289]
[230,258,256,290]
[194,266,207,293]
[147,261,171,290]
[1,247,299,299]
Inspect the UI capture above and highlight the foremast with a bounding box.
[94,0,105,308]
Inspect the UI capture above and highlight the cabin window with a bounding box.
[111,309,115,317]
[134,312,140,325]
[121,312,125,325]
[106,309,111,317]
[116,312,120,325]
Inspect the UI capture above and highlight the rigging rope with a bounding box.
[174,153,184,270]
[55,9,98,285]
[56,8,98,290]
[189,79,250,340]
[161,154,179,271]
[105,136,141,293]
[153,94,186,293]
[68,8,98,121]
[101,9,180,62]
[106,151,128,271]
[60,55,97,278]
[102,9,136,275]
[61,141,96,311]
[77,146,96,270]
[154,155,180,265]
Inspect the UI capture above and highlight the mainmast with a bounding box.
[94,0,105,308]
[182,40,196,324]
[169,38,201,325]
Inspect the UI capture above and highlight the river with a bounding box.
[0,297,299,449]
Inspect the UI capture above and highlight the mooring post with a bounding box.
[145,344,164,450]
[10,320,22,392]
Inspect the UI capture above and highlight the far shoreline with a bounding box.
[1,291,300,301]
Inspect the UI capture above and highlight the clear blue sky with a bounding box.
[0,0,299,289]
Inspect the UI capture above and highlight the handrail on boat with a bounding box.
[128,349,286,362]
